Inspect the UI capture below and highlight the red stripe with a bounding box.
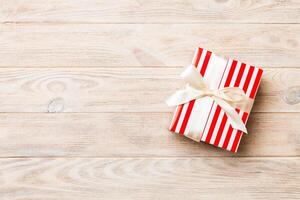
[225,63,245,148]
[234,63,246,87]
[224,65,262,152]
[228,67,258,151]
[200,51,212,75]
[179,100,195,134]
[224,60,238,87]
[220,63,247,149]
[242,112,248,123]
[203,60,237,143]
[194,48,203,67]
[208,61,242,146]
[230,132,242,153]
[178,51,211,134]
[250,69,263,98]
[213,113,228,146]
[169,104,184,132]
[230,68,263,152]
[231,70,263,152]
[228,68,258,151]
[222,125,234,149]
[242,66,254,93]
[227,66,255,150]
[205,106,221,143]
[170,48,204,133]
[230,113,248,152]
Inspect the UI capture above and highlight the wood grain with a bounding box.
[0,0,299,198]
[0,24,299,68]
[1,0,300,24]
[0,67,298,113]
[0,112,299,157]
[0,158,299,200]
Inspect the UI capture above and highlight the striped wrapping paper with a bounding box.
[169,48,263,153]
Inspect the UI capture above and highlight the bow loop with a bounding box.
[180,64,208,90]
[166,65,254,134]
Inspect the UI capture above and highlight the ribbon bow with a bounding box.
[166,65,254,133]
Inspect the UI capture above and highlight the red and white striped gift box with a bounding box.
[169,47,263,153]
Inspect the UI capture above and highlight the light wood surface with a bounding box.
[0,113,299,157]
[0,24,299,68]
[0,158,299,200]
[0,67,298,113]
[0,0,299,199]
[1,0,300,23]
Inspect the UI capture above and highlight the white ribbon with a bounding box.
[166,65,254,134]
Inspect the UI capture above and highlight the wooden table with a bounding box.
[0,1,299,199]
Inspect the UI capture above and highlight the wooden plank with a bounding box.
[0,67,298,113]
[0,24,299,68]
[1,0,300,24]
[0,112,299,157]
[0,158,299,199]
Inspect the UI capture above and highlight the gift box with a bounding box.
[167,48,263,153]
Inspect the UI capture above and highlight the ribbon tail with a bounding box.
[213,97,248,134]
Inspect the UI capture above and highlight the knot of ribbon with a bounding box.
[166,65,254,134]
